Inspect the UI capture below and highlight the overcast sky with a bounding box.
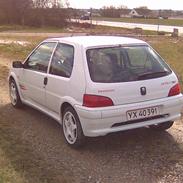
[68,0,183,10]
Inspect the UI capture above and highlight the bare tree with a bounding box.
[18,0,33,25]
[100,6,121,18]
[118,5,128,9]
[33,0,64,8]
[33,0,51,8]
[0,0,32,24]
[64,0,70,8]
[0,0,68,27]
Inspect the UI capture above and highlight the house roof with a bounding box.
[134,8,152,16]
[120,9,131,15]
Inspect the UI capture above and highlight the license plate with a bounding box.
[126,106,159,121]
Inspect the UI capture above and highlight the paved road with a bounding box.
[77,19,183,35]
[0,32,87,37]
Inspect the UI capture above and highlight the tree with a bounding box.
[100,6,121,18]
[64,0,70,8]
[0,0,32,24]
[33,0,52,8]
[136,6,148,9]
[33,0,64,8]
[0,0,68,27]
[18,0,33,25]
[118,5,128,9]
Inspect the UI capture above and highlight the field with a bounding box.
[150,37,183,87]
[0,31,183,183]
[94,17,183,27]
[0,33,183,87]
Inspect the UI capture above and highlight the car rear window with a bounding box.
[86,45,172,83]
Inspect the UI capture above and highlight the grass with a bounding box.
[0,25,65,33]
[0,23,160,36]
[0,44,34,60]
[94,17,183,27]
[90,24,158,35]
[0,148,26,183]
[149,37,183,86]
[0,35,182,83]
[0,43,70,183]
[0,35,183,82]
[0,36,45,60]
[0,34,183,90]
[0,115,69,183]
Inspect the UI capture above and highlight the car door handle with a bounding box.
[44,77,48,85]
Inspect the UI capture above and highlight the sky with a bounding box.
[68,0,183,10]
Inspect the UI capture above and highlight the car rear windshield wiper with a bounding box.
[137,71,170,80]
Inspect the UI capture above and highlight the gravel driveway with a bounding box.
[0,57,183,183]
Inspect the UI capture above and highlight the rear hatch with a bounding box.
[86,74,177,106]
[85,44,177,106]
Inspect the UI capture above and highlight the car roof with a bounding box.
[46,36,147,48]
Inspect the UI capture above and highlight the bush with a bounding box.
[24,8,68,27]
[0,7,68,28]
[158,31,166,35]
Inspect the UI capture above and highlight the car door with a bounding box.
[20,41,57,107]
[45,43,74,114]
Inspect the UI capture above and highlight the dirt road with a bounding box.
[0,57,183,183]
[0,32,88,37]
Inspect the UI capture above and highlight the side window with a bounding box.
[49,43,74,78]
[24,42,56,73]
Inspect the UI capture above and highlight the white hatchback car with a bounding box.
[9,36,183,147]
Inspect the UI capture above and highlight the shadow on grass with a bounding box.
[0,103,183,183]
[82,125,183,182]
[0,104,70,183]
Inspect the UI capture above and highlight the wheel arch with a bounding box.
[9,75,14,82]
[9,73,23,100]
[61,102,74,118]
[9,73,18,85]
[60,101,82,124]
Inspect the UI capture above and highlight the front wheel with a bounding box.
[9,79,23,108]
[62,106,85,148]
[149,121,174,131]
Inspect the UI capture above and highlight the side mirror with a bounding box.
[12,61,23,68]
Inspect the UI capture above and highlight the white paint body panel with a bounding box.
[20,69,47,106]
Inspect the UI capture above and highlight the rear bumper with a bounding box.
[75,94,183,137]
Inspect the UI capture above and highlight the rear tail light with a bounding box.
[168,83,181,97]
[83,94,114,107]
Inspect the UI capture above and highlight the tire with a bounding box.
[62,106,85,148]
[9,79,23,108]
[150,121,174,131]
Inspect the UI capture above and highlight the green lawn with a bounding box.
[0,116,68,183]
[0,36,45,60]
[0,35,182,83]
[0,148,26,183]
[94,17,183,27]
[0,25,65,33]
[149,37,183,87]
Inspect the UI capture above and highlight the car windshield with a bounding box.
[86,45,172,83]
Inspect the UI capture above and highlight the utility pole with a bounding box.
[90,8,93,28]
[157,9,161,33]
[54,0,58,7]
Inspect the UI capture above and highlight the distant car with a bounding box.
[80,15,90,20]
[9,36,183,148]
